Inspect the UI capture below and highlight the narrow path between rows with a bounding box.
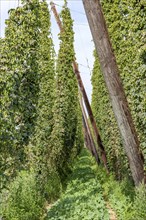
[45,149,117,220]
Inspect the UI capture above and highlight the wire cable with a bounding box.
[48,1,86,15]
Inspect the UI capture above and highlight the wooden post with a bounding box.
[80,97,100,165]
[73,62,108,170]
[82,0,144,185]
[50,1,108,171]
[82,115,95,156]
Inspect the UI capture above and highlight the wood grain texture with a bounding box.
[83,0,144,185]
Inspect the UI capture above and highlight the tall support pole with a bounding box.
[82,115,93,154]
[50,1,108,171]
[73,62,108,170]
[82,0,144,185]
[80,98,100,165]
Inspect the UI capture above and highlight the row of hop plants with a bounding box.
[91,0,146,180]
[95,165,146,220]
[0,0,83,219]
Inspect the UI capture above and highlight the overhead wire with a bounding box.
[49,1,93,77]
[1,0,93,74]
[74,21,93,76]
[47,1,86,15]
[74,23,89,27]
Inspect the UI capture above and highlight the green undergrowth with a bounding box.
[46,149,109,220]
[94,165,146,220]
[0,171,45,220]
[46,149,146,220]
[1,149,145,220]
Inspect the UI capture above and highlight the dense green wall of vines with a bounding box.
[0,0,83,217]
[91,0,146,177]
[5,2,40,148]
[49,3,83,178]
[0,38,17,189]
[26,1,56,196]
[0,0,41,188]
[102,0,146,152]
[91,53,128,179]
[0,0,83,196]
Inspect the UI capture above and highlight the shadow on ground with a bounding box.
[45,149,110,220]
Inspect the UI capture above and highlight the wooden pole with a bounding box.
[50,1,108,171]
[82,115,95,156]
[82,0,144,185]
[80,98,100,165]
[73,62,108,169]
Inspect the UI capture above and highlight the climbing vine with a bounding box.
[0,0,145,219]
[91,52,128,179]
[27,0,56,197]
[91,0,146,178]
[102,0,146,164]
[49,2,82,178]
[0,37,17,189]
[0,0,43,189]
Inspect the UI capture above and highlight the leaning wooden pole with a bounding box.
[50,1,108,171]
[82,0,144,185]
[82,115,93,154]
[80,97,100,165]
[72,62,108,169]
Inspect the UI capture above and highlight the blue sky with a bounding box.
[0,0,94,101]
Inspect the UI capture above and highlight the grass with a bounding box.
[46,149,110,220]
[46,149,146,220]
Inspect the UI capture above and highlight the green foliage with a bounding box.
[46,150,146,220]
[0,0,41,189]
[91,52,128,178]
[106,180,146,220]
[49,2,82,177]
[46,149,109,220]
[103,177,133,219]
[26,0,56,199]
[0,0,56,197]
[70,103,84,161]
[101,0,146,164]
[0,37,18,190]
[0,171,44,220]
[91,0,146,178]
[94,165,146,220]
[44,171,62,203]
[0,0,83,205]
[4,1,40,148]
[131,183,146,220]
